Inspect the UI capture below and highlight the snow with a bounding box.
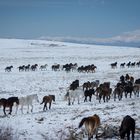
[0,38,140,140]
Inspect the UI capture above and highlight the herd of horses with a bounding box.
[0,71,139,139]
[0,94,55,115]
[65,74,140,105]
[4,61,140,73]
[0,93,136,140]
[110,61,140,69]
[4,63,97,73]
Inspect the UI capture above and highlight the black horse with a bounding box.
[5,66,13,72]
[0,97,19,115]
[119,115,135,140]
[84,89,95,102]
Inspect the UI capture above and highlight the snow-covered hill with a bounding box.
[0,38,140,140]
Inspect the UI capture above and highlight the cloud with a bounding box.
[39,29,140,46]
[110,30,140,43]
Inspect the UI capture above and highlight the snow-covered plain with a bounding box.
[0,38,140,140]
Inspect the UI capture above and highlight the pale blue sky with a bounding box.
[0,0,140,39]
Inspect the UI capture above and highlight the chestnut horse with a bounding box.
[40,95,55,110]
[79,114,100,140]
[0,97,19,115]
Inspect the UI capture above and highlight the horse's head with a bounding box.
[119,127,125,139]
[52,95,55,102]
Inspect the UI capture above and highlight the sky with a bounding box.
[0,0,140,43]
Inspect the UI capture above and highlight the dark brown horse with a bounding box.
[95,83,112,103]
[40,95,55,110]
[119,115,135,140]
[79,114,100,140]
[0,97,19,115]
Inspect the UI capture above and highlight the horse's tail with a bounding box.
[79,117,87,128]
[40,98,44,105]
[40,96,47,105]
[40,99,44,104]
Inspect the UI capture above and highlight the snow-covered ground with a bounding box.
[0,38,140,140]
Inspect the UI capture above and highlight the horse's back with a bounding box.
[7,97,18,102]
[42,96,50,103]
[121,115,135,130]
[69,87,84,96]
[19,96,32,105]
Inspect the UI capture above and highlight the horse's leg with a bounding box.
[20,105,24,114]
[3,106,6,115]
[43,103,46,111]
[68,97,71,105]
[103,95,105,102]
[84,96,87,102]
[72,97,75,105]
[15,104,18,114]
[125,92,127,98]
[99,95,101,103]
[106,95,109,102]
[114,93,116,101]
[27,105,29,113]
[9,105,12,115]
[49,102,51,109]
[89,96,92,102]
[126,130,130,140]
[118,94,120,101]
[31,104,33,112]
[78,96,80,104]
[132,130,135,140]
[46,103,48,110]
[130,92,132,98]
[44,103,48,110]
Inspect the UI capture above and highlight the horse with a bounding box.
[0,97,19,115]
[110,62,117,69]
[24,64,30,71]
[40,95,55,111]
[83,81,91,91]
[31,64,38,71]
[18,94,39,114]
[5,66,13,72]
[51,64,60,71]
[120,63,125,68]
[40,64,48,71]
[84,89,95,102]
[79,114,100,140]
[17,65,25,72]
[113,86,123,101]
[119,115,135,140]
[95,84,112,103]
[65,87,84,105]
[90,80,100,89]
[69,79,79,90]
[124,84,133,98]
[133,84,139,97]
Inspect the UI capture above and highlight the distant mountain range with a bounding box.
[39,30,140,48]
[39,36,140,48]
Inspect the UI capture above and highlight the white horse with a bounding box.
[40,64,48,71]
[65,87,84,105]
[18,94,39,114]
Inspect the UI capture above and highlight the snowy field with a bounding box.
[0,38,140,140]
